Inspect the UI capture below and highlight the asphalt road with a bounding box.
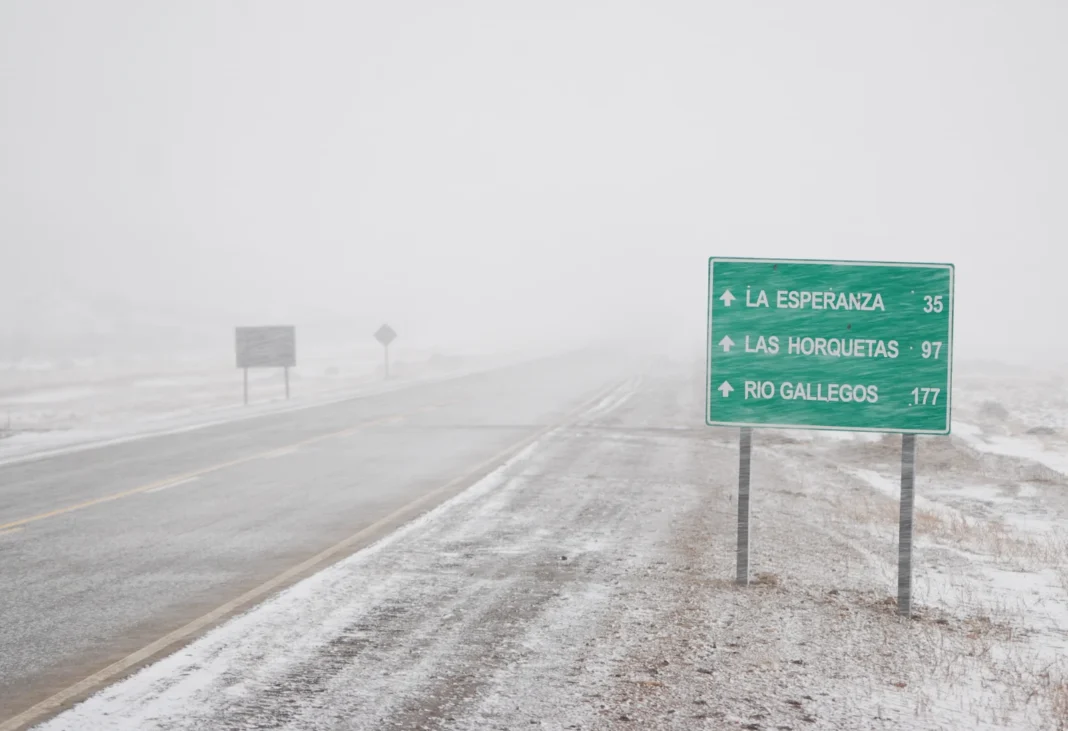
[0,350,632,724]
[19,358,718,731]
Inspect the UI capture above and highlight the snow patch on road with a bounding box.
[0,387,100,405]
[580,376,641,422]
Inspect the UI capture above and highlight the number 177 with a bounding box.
[911,388,940,405]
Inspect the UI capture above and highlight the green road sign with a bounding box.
[707,257,954,434]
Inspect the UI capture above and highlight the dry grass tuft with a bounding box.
[914,510,1068,568]
[841,496,898,525]
[753,572,781,587]
[914,509,944,534]
[1051,681,1068,731]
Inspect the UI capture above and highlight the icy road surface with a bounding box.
[7,358,1068,730]
[0,351,629,725]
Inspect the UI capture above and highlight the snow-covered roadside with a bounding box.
[0,349,535,465]
[30,364,1068,730]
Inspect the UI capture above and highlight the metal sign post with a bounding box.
[898,434,917,617]
[374,324,398,381]
[284,366,290,400]
[737,427,752,586]
[243,368,249,406]
[706,257,954,618]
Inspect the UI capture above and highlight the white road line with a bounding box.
[262,446,301,460]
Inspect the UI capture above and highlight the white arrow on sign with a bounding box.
[719,289,736,307]
[719,335,735,352]
[718,381,735,398]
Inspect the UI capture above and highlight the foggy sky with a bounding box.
[2,1,1066,362]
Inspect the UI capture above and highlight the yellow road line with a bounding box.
[0,413,404,533]
[0,380,625,731]
[144,477,201,494]
[0,526,25,537]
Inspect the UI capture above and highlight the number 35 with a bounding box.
[923,295,944,313]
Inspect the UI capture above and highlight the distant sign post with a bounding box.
[235,326,297,405]
[374,324,397,380]
[707,258,954,616]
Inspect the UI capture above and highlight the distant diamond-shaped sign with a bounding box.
[374,324,397,347]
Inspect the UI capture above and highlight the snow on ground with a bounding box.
[31,361,1068,729]
[0,347,532,464]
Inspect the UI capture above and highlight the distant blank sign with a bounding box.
[236,326,296,368]
[374,324,397,347]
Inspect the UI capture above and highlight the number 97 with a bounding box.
[921,341,943,359]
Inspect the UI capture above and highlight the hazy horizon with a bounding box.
[3,2,1066,366]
